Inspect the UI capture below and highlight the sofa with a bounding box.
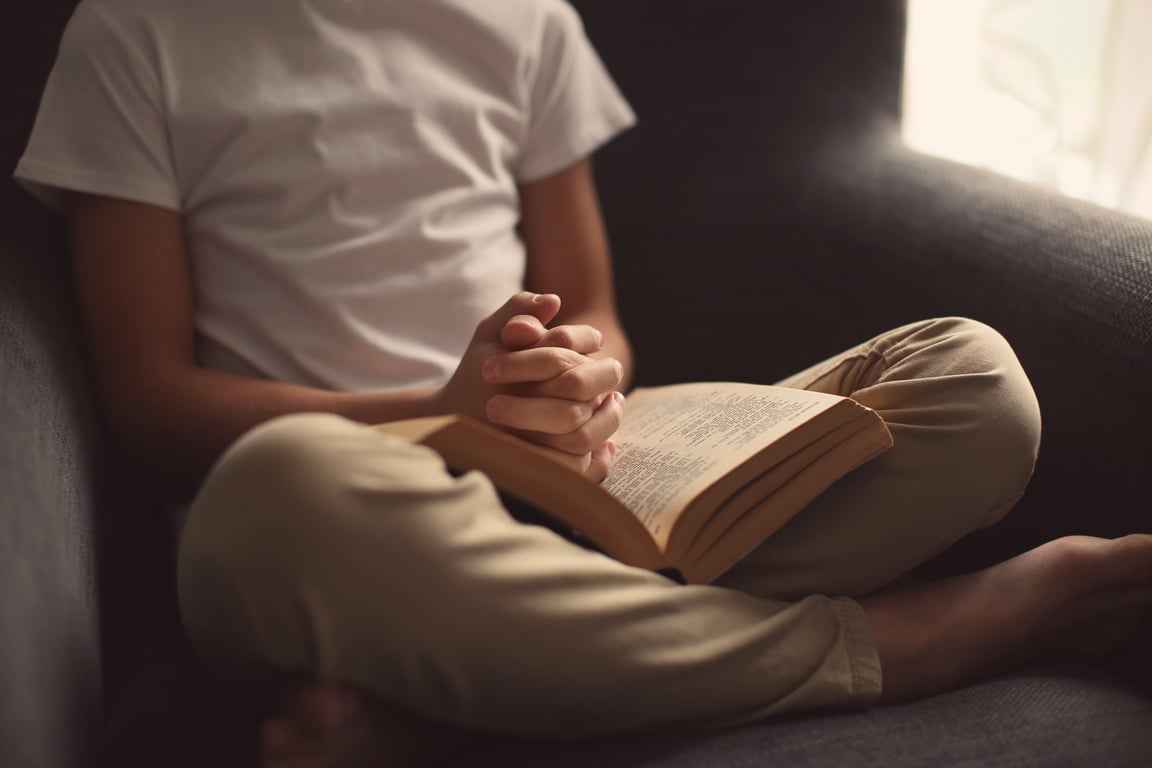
[4,1,1151,766]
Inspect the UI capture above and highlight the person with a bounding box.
[15,0,1152,766]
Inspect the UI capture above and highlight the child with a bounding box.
[17,1,1152,766]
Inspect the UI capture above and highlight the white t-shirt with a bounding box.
[16,0,635,392]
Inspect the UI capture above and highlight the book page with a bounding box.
[601,383,843,540]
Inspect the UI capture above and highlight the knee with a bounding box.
[945,317,1040,443]
[934,318,1042,524]
[177,415,366,606]
[175,413,372,680]
[184,413,373,546]
[178,413,503,620]
[180,413,477,567]
[176,413,502,675]
[878,318,1041,527]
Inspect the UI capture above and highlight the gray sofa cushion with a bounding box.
[104,629,1152,768]
[5,1,1151,766]
[483,664,1152,767]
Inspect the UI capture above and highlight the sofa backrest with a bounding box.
[2,2,170,766]
[573,1,907,385]
[1,209,107,768]
[0,3,910,766]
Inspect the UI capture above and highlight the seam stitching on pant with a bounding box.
[836,599,866,696]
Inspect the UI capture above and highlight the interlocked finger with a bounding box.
[541,390,625,455]
[530,439,616,483]
[484,350,623,401]
[486,392,599,436]
[535,356,624,401]
[584,440,617,483]
[534,324,604,355]
[484,346,587,385]
[489,391,625,456]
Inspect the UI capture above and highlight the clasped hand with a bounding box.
[438,292,625,481]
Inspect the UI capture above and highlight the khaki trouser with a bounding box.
[177,317,1041,737]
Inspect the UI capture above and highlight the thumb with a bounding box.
[501,313,549,350]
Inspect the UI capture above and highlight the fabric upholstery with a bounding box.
[479,662,1152,767]
[0,228,104,768]
[3,0,1151,766]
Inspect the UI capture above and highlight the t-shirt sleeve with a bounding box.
[515,1,637,183]
[13,3,179,213]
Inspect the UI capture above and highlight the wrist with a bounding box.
[363,386,444,424]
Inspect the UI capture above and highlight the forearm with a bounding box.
[105,364,441,493]
[519,158,633,388]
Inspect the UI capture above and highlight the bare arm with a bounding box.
[68,194,442,491]
[71,158,629,489]
[518,157,634,387]
[465,158,632,477]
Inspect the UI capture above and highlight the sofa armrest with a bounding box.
[0,199,174,767]
[0,223,106,768]
[800,137,1152,563]
[601,125,1151,567]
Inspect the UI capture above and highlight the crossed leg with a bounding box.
[258,534,1152,767]
[175,319,1151,767]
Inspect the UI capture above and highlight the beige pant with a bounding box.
[177,317,1041,737]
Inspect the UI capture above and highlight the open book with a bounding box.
[375,382,892,584]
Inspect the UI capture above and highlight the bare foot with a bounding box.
[861,534,1152,702]
[260,683,430,768]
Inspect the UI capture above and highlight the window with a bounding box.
[903,0,1152,220]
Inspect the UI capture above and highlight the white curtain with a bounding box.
[903,0,1152,220]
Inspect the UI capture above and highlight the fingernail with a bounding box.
[607,440,618,457]
[612,391,625,405]
[482,358,499,381]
